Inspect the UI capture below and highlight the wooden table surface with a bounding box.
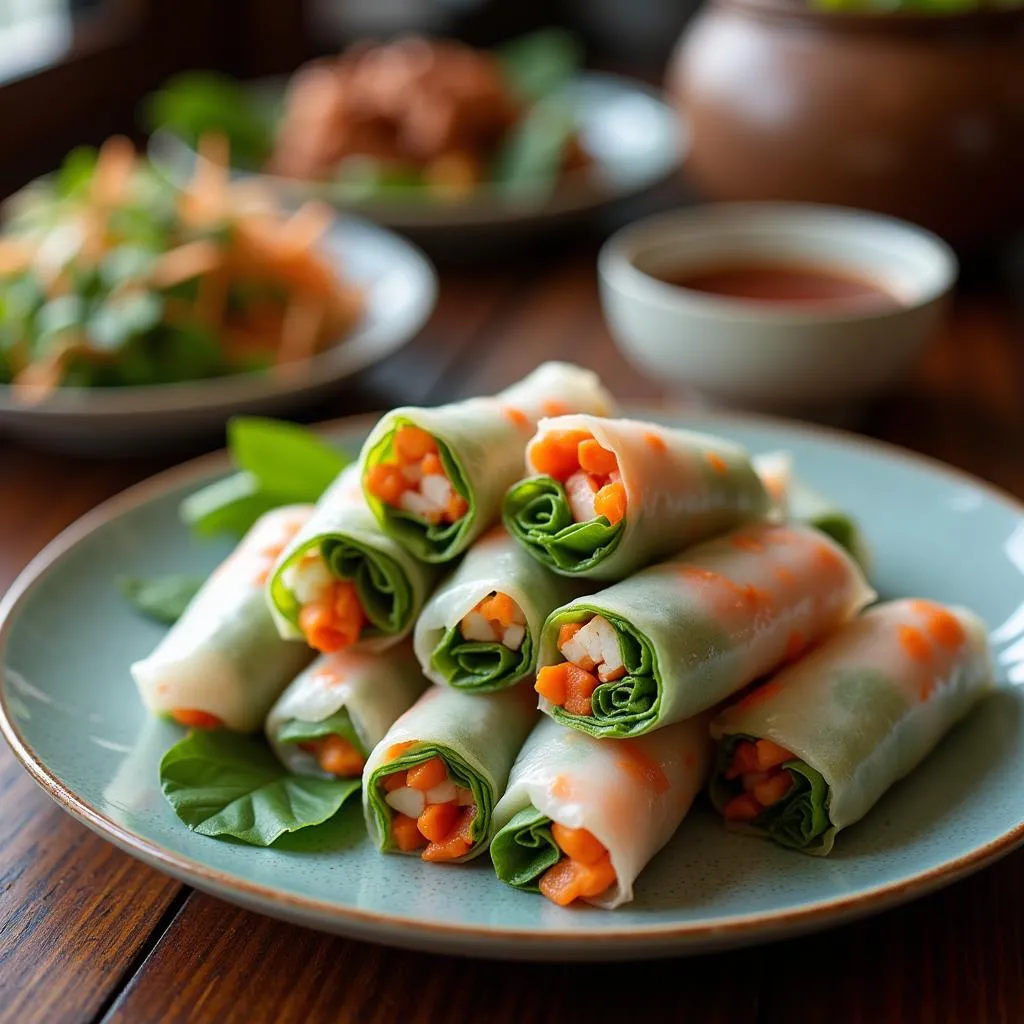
[2,215,1023,1024]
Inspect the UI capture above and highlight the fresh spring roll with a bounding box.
[490,715,711,908]
[503,415,770,581]
[534,522,875,739]
[267,464,441,653]
[132,506,316,732]
[753,450,870,572]
[363,684,537,863]
[413,526,586,692]
[266,644,427,778]
[709,599,992,855]
[360,362,615,563]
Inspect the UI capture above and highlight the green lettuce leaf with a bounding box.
[119,573,206,624]
[143,72,277,169]
[275,707,365,756]
[490,805,560,891]
[160,731,360,846]
[502,476,623,575]
[430,624,533,693]
[498,28,582,104]
[182,417,350,539]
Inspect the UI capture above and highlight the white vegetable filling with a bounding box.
[384,779,473,818]
[458,595,527,651]
[282,550,333,605]
[558,615,626,682]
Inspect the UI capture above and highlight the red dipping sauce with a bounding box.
[656,261,899,310]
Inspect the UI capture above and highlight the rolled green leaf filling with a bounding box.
[364,422,473,562]
[431,625,534,693]
[271,536,414,638]
[275,707,365,755]
[366,746,491,859]
[490,805,559,891]
[541,607,728,739]
[710,735,832,852]
[502,476,623,574]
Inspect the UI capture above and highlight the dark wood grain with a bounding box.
[103,893,762,1024]
[1,243,1023,1024]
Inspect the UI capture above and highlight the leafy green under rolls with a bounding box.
[359,362,615,563]
[363,684,537,863]
[710,599,992,855]
[413,526,586,692]
[267,464,441,654]
[534,522,874,739]
[131,506,316,732]
[503,415,770,581]
[490,715,711,908]
[266,644,427,777]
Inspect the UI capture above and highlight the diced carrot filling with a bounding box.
[593,482,626,526]
[459,591,527,650]
[422,806,476,862]
[550,823,606,865]
[391,813,427,852]
[299,734,365,777]
[297,580,367,653]
[558,622,583,648]
[365,425,468,526]
[387,740,415,761]
[407,756,447,791]
[535,662,600,716]
[171,709,223,730]
[382,754,478,862]
[722,738,796,822]
[418,802,459,843]
[530,430,627,526]
[539,842,616,907]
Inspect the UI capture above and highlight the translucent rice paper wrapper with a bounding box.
[538,522,876,738]
[359,362,616,563]
[505,414,770,581]
[131,506,316,732]
[266,643,428,776]
[752,449,870,574]
[267,464,441,648]
[492,714,712,908]
[711,599,993,854]
[413,525,587,692]
[362,683,538,862]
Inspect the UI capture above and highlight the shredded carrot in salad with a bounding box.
[366,425,469,525]
[382,752,477,861]
[1,135,363,401]
[529,431,626,525]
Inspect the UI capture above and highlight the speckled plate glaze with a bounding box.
[2,407,1023,961]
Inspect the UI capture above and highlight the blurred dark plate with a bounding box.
[148,72,686,248]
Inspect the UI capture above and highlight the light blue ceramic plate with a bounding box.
[2,408,1023,961]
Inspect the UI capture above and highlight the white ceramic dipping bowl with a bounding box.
[598,203,958,418]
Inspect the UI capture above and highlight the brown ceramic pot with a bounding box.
[668,0,1024,246]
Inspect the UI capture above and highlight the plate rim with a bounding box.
[2,403,1023,955]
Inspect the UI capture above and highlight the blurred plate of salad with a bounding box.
[0,138,437,454]
[144,29,684,234]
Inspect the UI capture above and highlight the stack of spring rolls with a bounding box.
[131,360,994,908]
